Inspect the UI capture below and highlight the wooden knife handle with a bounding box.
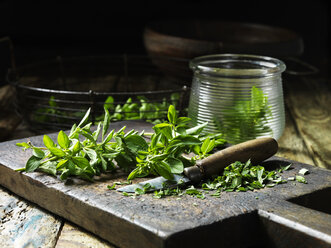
[184,137,278,182]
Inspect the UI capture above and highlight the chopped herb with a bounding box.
[295,175,307,184]
[279,163,292,173]
[122,192,136,198]
[210,191,221,197]
[108,181,132,190]
[149,160,293,199]
[201,160,288,193]
[185,186,205,199]
[134,188,145,195]
[153,187,184,199]
[107,184,116,190]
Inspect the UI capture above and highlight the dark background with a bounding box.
[0,0,330,69]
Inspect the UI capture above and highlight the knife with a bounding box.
[117,137,278,193]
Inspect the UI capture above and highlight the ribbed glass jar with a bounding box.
[188,54,286,144]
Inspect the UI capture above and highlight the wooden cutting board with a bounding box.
[0,121,330,248]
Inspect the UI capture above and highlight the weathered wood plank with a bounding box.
[259,199,331,248]
[55,222,115,248]
[0,186,62,248]
[277,105,315,165]
[284,76,331,169]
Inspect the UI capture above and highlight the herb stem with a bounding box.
[40,156,58,165]
[142,132,154,137]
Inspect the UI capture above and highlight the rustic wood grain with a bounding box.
[55,222,115,248]
[277,105,315,165]
[0,186,62,248]
[284,76,331,169]
[0,120,330,248]
[259,199,331,248]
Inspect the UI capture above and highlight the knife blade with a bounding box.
[117,137,278,193]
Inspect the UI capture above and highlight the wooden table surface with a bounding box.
[0,73,330,248]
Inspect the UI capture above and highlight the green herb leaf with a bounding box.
[280,163,292,172]
[25,155,42,172]
[60,169,70,180]
[43,135,56,149]
[201,138,215,154]
[186,122,208,135]
[107,184,116,190]
[135,188,145,195]
[72,157,91,169]
[93,122,102,140]
[166,135,201,152]
[102,129,115,145]
[125,134,148,153]
[70,140,81,155]
[153,123,173,140]
[102,106,110,141]
[127,167,140,180]
[185,186,205,199]
[32,147,45,159]
[49,147,66,157]
[56,159,68,169]
[79,130,96,144]
[176,117,191,126]
[296,175,307,184]
[164,157,184,174]
[155,161,174,180]
[167,105,177,125]
[58,130,70,149]
[100,156,108,171]
[84,148,98,165]
[69,123,77,137]
[38,161,57,176]
[16,142,31,150]
[77,108,91,128]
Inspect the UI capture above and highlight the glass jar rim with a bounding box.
[190,54,286,77]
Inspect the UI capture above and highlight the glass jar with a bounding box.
[188,54,286,144]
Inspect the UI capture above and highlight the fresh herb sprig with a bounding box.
[127,105,226,180]
[17,107,149,181]
[17,105,226,182]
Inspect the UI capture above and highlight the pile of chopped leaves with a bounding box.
[113,161,309,199]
